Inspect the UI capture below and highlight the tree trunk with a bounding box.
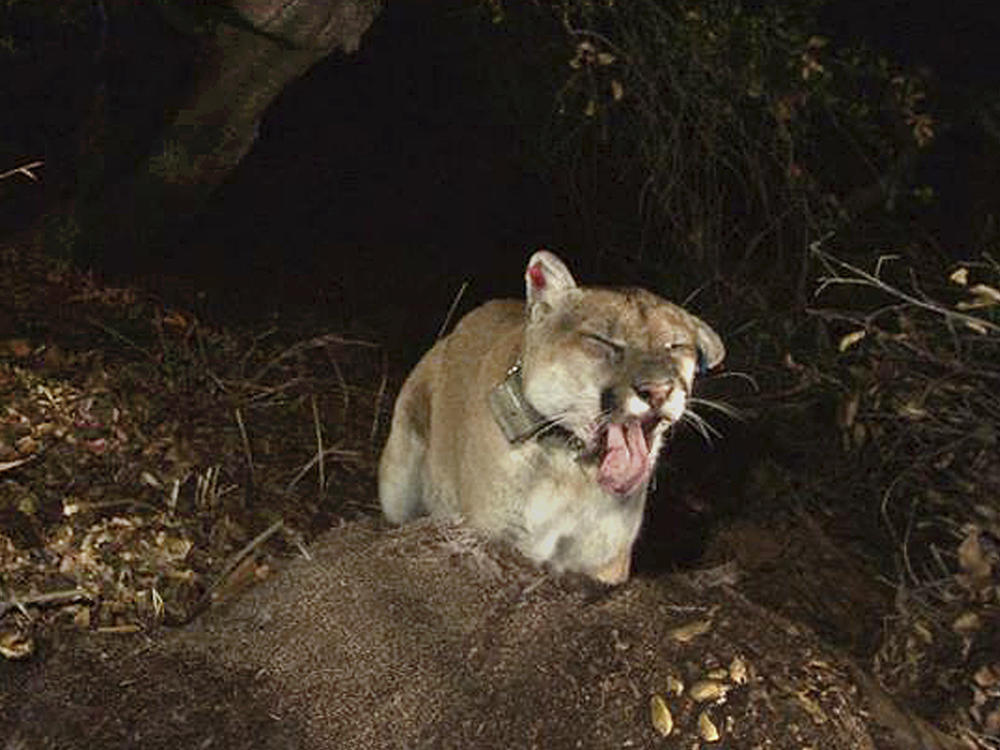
[73,0,383,268]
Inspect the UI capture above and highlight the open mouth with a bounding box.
[595,418,661,497]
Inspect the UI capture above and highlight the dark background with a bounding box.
[204,1,1000,355]
[2,0,998,359]
[172,1,568,352]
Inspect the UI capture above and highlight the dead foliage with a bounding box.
[807,242,1000,747]
[0,236,388,655]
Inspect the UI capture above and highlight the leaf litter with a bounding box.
[0,238,387,651]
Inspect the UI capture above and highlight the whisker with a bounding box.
[687,397,744,421]
[679,409,721,444]
[535,417,570,439]
[535,409,591,438]
[707,370,758,391]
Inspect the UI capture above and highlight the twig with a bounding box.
[194,465,224,510]
[63,498,159,515]
[0,588,92,618]
[251,333,377,384]
[280,524,312,561]
[811,245,1000,333]
[96,624,141,634]
[0,457,32,474]
[371,350,389,448]
[88,317,156,360]
[311,395,325,499]
[0,160,43,182]
[165,520,287,626]
[238,326,277,378]
[437,280,469,339]
[206,519,284,598]
[287,446,362,491]
[234,407,254,476]
[231,376,308,403]
[205,368,229,395]
[330,356,350,418]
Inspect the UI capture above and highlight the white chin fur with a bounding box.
[624,393,650,419]
[664,390,687,422]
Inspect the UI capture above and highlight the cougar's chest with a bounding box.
[502,440,646,573]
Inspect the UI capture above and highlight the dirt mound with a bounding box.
[2,518,958,749]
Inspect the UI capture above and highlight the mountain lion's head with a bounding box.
[520,251,724,496]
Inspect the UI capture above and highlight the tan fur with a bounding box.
[379,251,724,584]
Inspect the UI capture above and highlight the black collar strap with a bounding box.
[488,363,588,455]
[487,363,551,444]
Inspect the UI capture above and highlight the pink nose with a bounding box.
[636,382,673,409]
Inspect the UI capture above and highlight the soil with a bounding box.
[1,520,962,749]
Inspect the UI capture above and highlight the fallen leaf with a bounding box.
[838,329,866,352]
[650,694,673,737]
[969,283,1000,304]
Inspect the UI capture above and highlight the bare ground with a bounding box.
[0,519,963,749]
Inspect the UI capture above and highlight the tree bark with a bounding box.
[74,0,383,268]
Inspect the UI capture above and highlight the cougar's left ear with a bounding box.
[525,250,577,316]
[692,317,725,374]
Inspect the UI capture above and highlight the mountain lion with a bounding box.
[379,251,724,584]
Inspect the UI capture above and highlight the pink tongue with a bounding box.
[598,421,651,496]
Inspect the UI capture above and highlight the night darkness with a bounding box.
[2,1,998,349]
[192,1,563,340]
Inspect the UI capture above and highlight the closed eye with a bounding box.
[582,333,625,361]
[664,342,701,375]
[665,342,696,357]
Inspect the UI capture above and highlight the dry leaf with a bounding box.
[838,392,860,429]
[965,319,989,334]
[690,679,728,702]
[649,694,673,737]
[729,655,749,685]
[698,710,721,742]
[969,283,1000,303]
[838,329,866,352]
[668,618,712,643]
[665,674,684,697]
[953,611,981,633]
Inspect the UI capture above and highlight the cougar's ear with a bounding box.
[692,317,725,374]
[525,250,577,315]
